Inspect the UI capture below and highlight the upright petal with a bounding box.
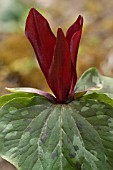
[70,30,82,67]
[68,30,83,96]
[67,16,83,96]
[66,15,83,45]
[49,28,71,103]
[25,8,56,77]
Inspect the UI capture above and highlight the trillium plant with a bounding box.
[0,8,113,170]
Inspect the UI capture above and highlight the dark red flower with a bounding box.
[25,8,83,103]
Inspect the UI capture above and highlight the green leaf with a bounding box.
[76,67,113,97]
[0,93,113,169]
[0,92,35,108]
[82,92,113,107]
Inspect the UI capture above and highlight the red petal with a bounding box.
[48,28,71,103]
[70,30,82,67]
[68,30,83,96]
[67,16,83,96]
[66,15,83,45]
[25,8,56,78]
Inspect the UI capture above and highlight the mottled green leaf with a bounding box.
[76,67,113,97]
[82,92,113,107]
[0,93,113,169]
[0,92,35,108]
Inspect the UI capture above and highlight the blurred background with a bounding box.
[0,0,113,169]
